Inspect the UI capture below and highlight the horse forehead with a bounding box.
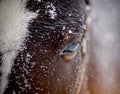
[26,0,85,24]
[25,0,85,48]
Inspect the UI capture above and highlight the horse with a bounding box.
[0,0,88,94]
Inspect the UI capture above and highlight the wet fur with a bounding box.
[0,0,86,94]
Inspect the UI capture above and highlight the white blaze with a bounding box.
[0,0,38,93]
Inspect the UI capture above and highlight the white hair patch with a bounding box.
[0,0,38,93]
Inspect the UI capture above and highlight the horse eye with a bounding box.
[60,42,79,62]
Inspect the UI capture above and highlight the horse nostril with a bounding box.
[60,42,79,62]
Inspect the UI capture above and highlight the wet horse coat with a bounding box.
[0,0,86,94]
